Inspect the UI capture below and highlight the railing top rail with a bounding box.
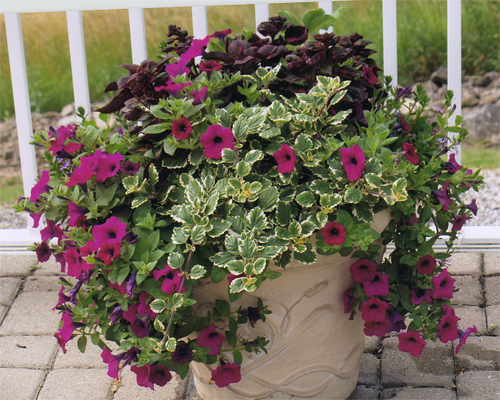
[1,0,336,14]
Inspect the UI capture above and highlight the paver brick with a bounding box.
[0,368,46,400]
[455,306,487,332]
[0,254,37,277]
[348,387,382,399]
[380,387,457,399]
[381,337,454,388]
[0,277,22,306]
[358,353,379,386]
[0,335,58,368]
[486,305,500,335]
[364,335,381,353]
[37,368,113,400]
[456,370,500,399]
[484,252,500,275]
[54,336,108,369]
[452,275,483,306]
[484,276,500,306]
[447,253,481,275]
[454,336,500,371]
[24,275,61,292]
[32,257,63,276]
[0,304,7,322]
[0,291,60,336]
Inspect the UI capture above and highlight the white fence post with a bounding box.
[192,6,208,39]
[129,8,148,64]
[254,4,269,27]
[66,11,92,119]
[382,0,398,87]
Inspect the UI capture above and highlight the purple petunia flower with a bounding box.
[152,264,186,294]
[360,297,390,322]
[126,272,137,298]
[52,285,70,311]
[438,312,459,343]
[54,312,79,353]
[68,202,87,228]
[387,309,406,333]
[66,150,103,187]
[349,259,378,284]
[29,170,51,202]
[200,124,235,159]
[362,65,378,84]
[343,288,355,314]
[467,199,478,216]
[432,268,456,300]
[171,117,192,140]
[149,364,172,387]
[36,242,51,262]
[398,330,426,357]
[398,115,411,132]
[416,255,437,275]
[165,62,190,77]
[209,28,233,42]
[199,60,223,72]
[273,143,296,174]
[155,80,192,97]
[197,324,226,356]
[455,326,477,354]
[94,152,124,183]
[172,341,193,365]
[444,153,463,173]
[451,213,468,231]
[340,145,366,181]
[137,291,156,318]
[40,220,65,245]
[395,86,413,101]
[403,142,419,165]
[211,362,241,388]
[97,242,121,266]
[92,216,127,248]
[131,364,154,390]
[410,287,433,305]
[432,182,452,211]
[362,272,390,297]
[119,160,140,175]
[30,212,43,228]
[364,319,391,337]
[190,87,208,105]
[322,221,346,246]
[109,305,123,324]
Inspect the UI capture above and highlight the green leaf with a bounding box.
[150,299,167,313]
[222,148,237,163]
[259,245,283,259]
[208,219,232,238]
[131,197,149,209]
[260,127,281,139]
[236,160,251,177]
[365,173,381,188]
[172,227,189,244]
[391,178,408,202]
[247,207,267,230]
[233,350,243,365]
[166,337,177,352]
[142,122,170,134]
[216,300,230,315]
[116,265,131,285]
[191,225,206,245]
[190,264,206,279]
[245,150,264,164]
[258,186,279,211]
[239,238,257,259]
[344,187,363,204]
[233,119,248,140]
[211,266,227,283]
[167,293,184,310]
[77,335,87,353]
[227,260,245,275]
[296,191,316,207]
[168,252,184,269]
[210,251,234,267]
[253,258,267,274]
[295,134,313,153]
[148,164,159,186]
[147,230,160,250]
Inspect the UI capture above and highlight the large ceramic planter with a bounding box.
[190,210,391,399]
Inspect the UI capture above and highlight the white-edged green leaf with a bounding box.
[296,191,316,207]
[166,337,177,352]
[150,299,167,313]
[190,264,206,279]
[344,187,363,204]
[227,260,245,275]
[168,252,184,269]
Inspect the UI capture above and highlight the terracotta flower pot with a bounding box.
[191,210,391,399]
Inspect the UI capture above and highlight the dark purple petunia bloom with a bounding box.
[101,347,140,380]
[131,364,154,389]
[137,291,156,318]
[68,202,87,228]
[432,268,456,299]
[197,324,226,356]
[29,170,51,202]
[239,306,261,327]
[172,341,193,365]
[126,272,137,298]
[451,213,468,231]
[109,305,123,324]
[395,86,413,101]
[171,117,192,140]
[410,287,433,305]
[92,216,127,248]
[190,87,208,105]
[322,221,346,246]
[438,312,459,343]
[349,259,377,283]
[362,272,390,297]
[124,232,139,243]
[68,280,84,304]
[362,65,378,84]
[119,160,140,175]
[432,182,452,211]
[398,115,411,132]
[416,255,437,275]
[273,143,296,174]
[467,199,478,216]
[199,60,223,72]
[149,364,172,387]
[403,142,419,165]
[360,297,390,322]
[387,309,406,333]
[455,326,477,354]
[200,124,235,159]
[36,242,51,262]
[211,362,241,388]
[444,153,463,173]
[210,28,233,42]
[343,288,356,314]
[398,330,426,357]
[41,220,65,245]
[353,102,368,126]
[364,319,391,337]
[340,145,366,181]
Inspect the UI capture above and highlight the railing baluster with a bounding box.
[129,8,148,64]
[66,11,91,119]
[192,6,208,39]
[382,0,398,87]
[254,3,269,27]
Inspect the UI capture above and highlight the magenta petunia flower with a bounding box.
[66,150,103,187]
[101,347,139,380]
[30,213,43,228]
[165,62,190,77]
[68,202,87,228]
[36,242,51,262]
[211,362,241,388]
[197,324,226,356]
[410,288,433,305]
[119,160,140,175]
[362,272,390,297]
[54,312,78,353]
[438,312,459,343]
[30,170,51,202]
[209,28,233,42]
[52,285,70,311]
[360,297,390,322]
[340,145,365,181]
[416,255,437,275]
[40,220,65,245]
[126,272,137,298]
[364,319,391,337]
[200,124,235,159]
[403,142,419,165]
[180,36,210,61]
[153,264,186,294]
[349,259,378,283]
[398,115,411,132]
[432,182,452,211]
[155,80,192,97]
[455,326,477,354]
[444,153,463,173]
[451,213,468,231]
[362,65,378,84]
[131,364,154,390]
[97,242,121,266]
[343,288,355,314]
[191,87,208,105]
[48,124,80,155]
[92,216,127,248]
[273,143,296,174]
[199,60,223,72]
[172,341,193,365]
[432,268,456,300]
[398,330,426,357]
[137,291,156,319]
[109,305,123,324]
[171,117,192,140]
[109,280,127,296]
[322,221,346,246]
[94,152,124,183]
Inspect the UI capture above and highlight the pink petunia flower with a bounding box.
[322,221,346,246]
[438,312,459,343]
[97,242,121,266]
[153,264,186,294]
[30,213,43,228]
[171,117,192,140]
[364,319,391,337]
[340,145,365,181]
[30,170,51,202]
[398,330,426,357]
[200,124,235,159]
[349,259,378,283]
[403,142,419,165]
[455,326,477,354]
[432,268,456,300]
[94,152,124,183]
[398,115,411,132]
[131,364,154,390]
[92,216,127,248]
[416,255,437,275]
[180,36,210,61]
[360,297,390,322]
[155,80,192,97]
[211,362,241,388]
[119,160,140,175]
[66,150,103,187]
[40,220,65,245]
[362,272,390,297]
[197,325,225,356]
[67,202,87,228]
[273,143,296,174]
[54,312,78,353]
[191,87,208,105]
[137,291,157,319]
[52,285,70,311]
[165,62,190,77]
[410,288,433,305]
[451,213,468,231]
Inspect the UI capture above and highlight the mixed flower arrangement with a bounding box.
[15,9,483,391]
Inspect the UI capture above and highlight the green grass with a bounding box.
[0,176,24,205]
[462,144,500,171]
[0,1,498,118]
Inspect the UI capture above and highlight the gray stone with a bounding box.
[0,304,7,322]
[0,368,46,400]
[484,252,500,275]
[486,305,500,335]
[456,371,500,399]
[0,335,58,368]
[455,306,487,333]
[381,337,454,388]
[431,66,448,86]
[358,353,379,386]
[32,257,64,276]
[463,91,479,107]
[452,275,483,306]
[0,291,60,335]
[0,254,37,277]
[447,253,481,275]
[37,368,113,400]
[0,277,22,306]
[462,103,500,142]
[24,275,61,292]
[348,386,381,399]
[479,88,500,106]
[53,336,107,369]
[380,387,457,399]
[455,336,500,371]
[364,335,381,353]
[485,276,500,306]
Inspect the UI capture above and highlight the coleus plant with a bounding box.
[15,10,483,391]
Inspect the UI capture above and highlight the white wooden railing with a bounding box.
[1,0,498,251]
